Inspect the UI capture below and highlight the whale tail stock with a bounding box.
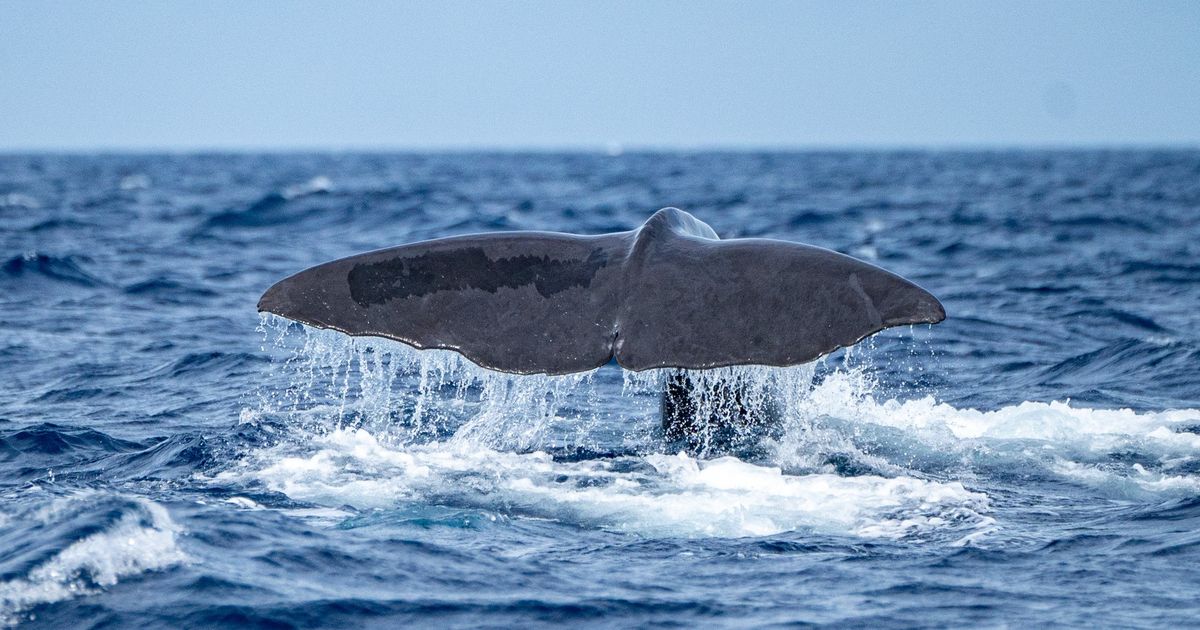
[258,208,945,375]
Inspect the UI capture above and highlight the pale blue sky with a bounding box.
[1,1,1198,150]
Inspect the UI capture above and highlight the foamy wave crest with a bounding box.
[221,427,994,541]
[282,175,332,199]
[771,370,1200,498]
[0,494,187,626]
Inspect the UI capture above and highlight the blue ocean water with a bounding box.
[1,151,1199,628]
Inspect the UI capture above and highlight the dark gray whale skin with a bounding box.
[258,208,945,375]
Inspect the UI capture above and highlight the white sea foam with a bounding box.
[224,496,265,510]
[118,174,151,191]
[1,193,39,209]
[760,369,1200,499]
[802,371,1200,444]
[223,428,994,541]
[247,322,1200,540]
[282,175,333,199]
[0,495,187,627]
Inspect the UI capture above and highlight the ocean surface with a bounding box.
[1,151,1198,628]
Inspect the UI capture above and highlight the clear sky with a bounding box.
[1,1,1198,150]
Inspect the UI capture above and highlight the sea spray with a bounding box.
[237,318,1000,542]
[258,315,607,450]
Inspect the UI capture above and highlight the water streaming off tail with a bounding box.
[255,316,1200,498]
[258,314,828,456]
[257,316,612,451]
[238,316,996,542]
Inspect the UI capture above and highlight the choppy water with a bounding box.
[2,151,1199,628]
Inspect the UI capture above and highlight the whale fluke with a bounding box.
[258,208,945,375]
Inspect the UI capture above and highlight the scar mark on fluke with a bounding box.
[348,247,610,307]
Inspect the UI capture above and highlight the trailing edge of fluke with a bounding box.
[258,208,945,375]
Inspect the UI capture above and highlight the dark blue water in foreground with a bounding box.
[2,152,1199,628]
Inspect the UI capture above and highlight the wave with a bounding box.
[0,253,106,288]
[0,423,145,459]
[0,193,40,210]
[1046,214,1157,232]
[775,371,1200,499]
[0,493,186,627]
[123,277,219,301]
[1035,337,1199,405]
[197,176,334,231]
[25,218,94,233]
[0,421,264,488]
[1121,260,1200,283]
[0,424,149,486]
[144,351,267,380]
[200,193,291,229]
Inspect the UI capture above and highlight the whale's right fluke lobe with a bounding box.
[614,209,945,370]
[259,208,945,375]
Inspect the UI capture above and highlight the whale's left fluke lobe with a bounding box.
[257,229,633,374]
[259,208,945,374]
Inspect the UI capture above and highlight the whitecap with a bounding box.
[282,176,333,200]
[1,193,39,209]
[0,495,187,626]
[118,174,151,191]
[223,427,994,541]
[770,369,1200,497]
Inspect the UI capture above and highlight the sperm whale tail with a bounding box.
[258,208,945,375]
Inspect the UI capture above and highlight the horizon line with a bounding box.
[3,141,1200,155]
